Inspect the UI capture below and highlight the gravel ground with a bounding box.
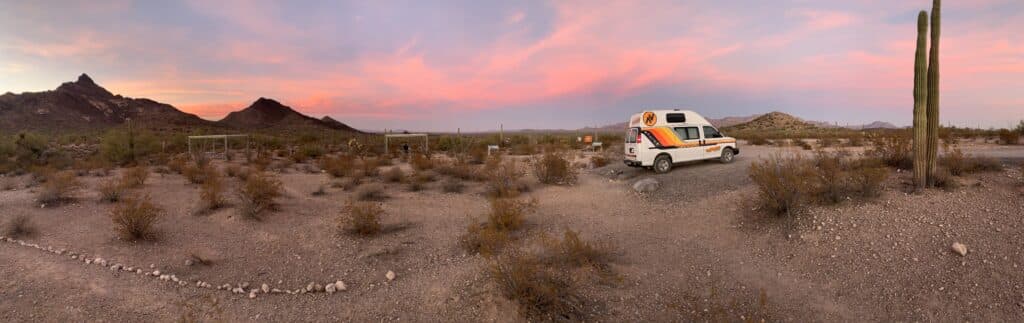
[1,144,1023,322]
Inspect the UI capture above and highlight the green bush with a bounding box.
[100,128,159,166]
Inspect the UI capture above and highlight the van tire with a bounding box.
[720,148,735,163]
[654,155,672,173]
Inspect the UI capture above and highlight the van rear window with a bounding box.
[666,113,686,123]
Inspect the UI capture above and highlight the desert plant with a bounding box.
[925,0,942,187]
[932,167,959,190]
[199,168,227,211]
[811,151,849,204]
[748,155,813,216]
[410,153,434,171]
[110,195,162,241]
[866,135,912,169]
[998,129,1020,145]
[747,136,770,146]
[98,177,127,203]
[460,223,509,255]
[542,229,613,269]
[355,183,387,201]
[182,164,210,184]
[236,172,283,220]
[794,139,813,150]
[3,215,36,238]
[37,170,82,205]
[485,159,526,198]
[100,127,159,166]
[121,166,149,188]
[912,10,929,189]
[850,164,888,198]
[484,198,535,232]
[383,167,404,183]
[442,178,465,193]
[533,152,577,185]
[339,200,383,236]
[360,158,380,177]
[320,155,354,178]
[405,181,424,192]
[488,251,582,321]
[590,155,609,168]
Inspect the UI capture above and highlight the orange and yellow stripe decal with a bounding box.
[642,127,700,148]
[705,138,737,145]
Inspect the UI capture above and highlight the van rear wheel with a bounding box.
[654,155,672,173]
[720,148,735,163]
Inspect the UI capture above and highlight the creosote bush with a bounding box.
[460,197,536,254]
[4,215,36,238]
[121,166,149,188]
[199,168,227,211]
[110,195,162,241]
[866,135,913,169]
[532,152,577,185]
[442,178,465,193]
[37,170,82,205]
[320,155,354,178]
[541,229,614,270]
[339,200,383,236]
[236,172,283,220]
[410,153,434,171]
[940,146,1004,176]
[355,183,387,201]
[98,177,128,203]
[488,251,583,321]
[485,159,528,198]
[748,155,813,217]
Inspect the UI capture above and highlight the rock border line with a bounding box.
[0,235,357,299]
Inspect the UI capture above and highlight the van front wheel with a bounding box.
[720,148,735,163]
[654,155,672,173]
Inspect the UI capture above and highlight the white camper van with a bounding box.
[623,110,738,173]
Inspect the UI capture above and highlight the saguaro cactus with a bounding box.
[912,11,929,189]
[925,0,941,186]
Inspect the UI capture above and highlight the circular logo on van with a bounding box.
[642,112,657,126]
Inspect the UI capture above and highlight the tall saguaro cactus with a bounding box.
[925,0,941,186]
[912,11,929,189]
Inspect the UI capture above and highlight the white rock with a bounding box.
[632,178,660,194]
[185,259,194,266]
[261,284,270,293]
[249,290,257,299]
[325,283,337,294]
[952,242,968,256]
[153,270,161,276]
[306,282,315,292]
[386,270,396,281]
[335,281,347,291]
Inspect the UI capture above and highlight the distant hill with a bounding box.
[722,111,817,131]
[856,121,900,130]
[0,74,213,132]
[0,74,361,134]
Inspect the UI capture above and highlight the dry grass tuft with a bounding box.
[532,152,577,185]
[320,155,354,178]
[541,229,614,270]
[359,158,380,177]
[110,195,162,241]
[484,197,535,231]
[442,178,466,193]
[4,215,36,238]
[485,159,527,198]
[236,172,283,220]
[866,135,912,169]
[37,170,82,205]
[410,153,434,171]
[849,162,888,198]
[339,200,383,236]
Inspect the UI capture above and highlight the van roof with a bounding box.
[629,109,711,128]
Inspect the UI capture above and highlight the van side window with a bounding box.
[703,126,723,138]
[666,113,686,123]
[673,127,700,140]
[625,128,638,143]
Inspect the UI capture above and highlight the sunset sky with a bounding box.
[1,0,1021,131]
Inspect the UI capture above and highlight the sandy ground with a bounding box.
[1,143,1023,322]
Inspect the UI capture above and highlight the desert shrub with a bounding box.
[384,167,404,183]
[223,164,242,178]
[292,144,325,163]
[406,181,424,192]
[488,251,582,321]
[819,137,839,148]
[412,170,437,183]
[964,156,1003,173]
[442,178,466,193]
[356,183,387,201]
[236,172,283,220]
[794,139,813,150]
[410,153,434,171]
[748,155,813,216]
[339,200,383,235]
[866,135,912,169]
[510,143,537,156]
[37,170,82,205]
[167,156,188,174]
[3,215,36,238]
[533,152,577,185]
[98,177,128,203]
[849,163,888,198]
[110,195,162,241]
[182,164,211,184]
[486,159,527,198]
[998,129,1020,145]
[199,168,227,211]
[484,198,535,231]
[360,158,380,177]
[541,229,613,269]
[773,139,789,147]
[100,128,159,166]
[941,147,1003,175]
[319,155,356,178]
[437,162,482,181]
[467,147,488,164]
[460,223,509,255]
[121,166,149,188]
[847,135,865,147]
[590,155,609,168]
[811,151,849,204]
